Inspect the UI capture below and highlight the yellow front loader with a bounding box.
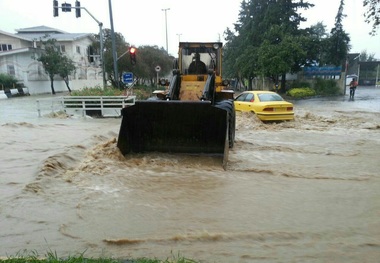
[117,42,235,168]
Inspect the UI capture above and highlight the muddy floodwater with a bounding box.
[1,87,380,262]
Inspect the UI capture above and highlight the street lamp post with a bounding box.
[176,33,182,43]
[162,8,170,53]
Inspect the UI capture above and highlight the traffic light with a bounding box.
[53,0,59,17]
[75,1,81,18]
[129,47,136,65]
[62,3,72,12]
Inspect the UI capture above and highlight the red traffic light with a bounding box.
[129,47,136,65]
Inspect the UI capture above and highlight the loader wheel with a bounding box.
[215,99,235,148]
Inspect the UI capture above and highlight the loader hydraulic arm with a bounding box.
[201,72,216,103]
[166,70,181,100]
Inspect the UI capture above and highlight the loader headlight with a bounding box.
[222,79,229,86]
[159,78,168,86]
[213,43,220,50]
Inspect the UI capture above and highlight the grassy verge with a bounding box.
[0,251,199,263]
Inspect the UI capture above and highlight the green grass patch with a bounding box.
[1,250,199,263]
[70,86,156,100]
[70,86,124,97]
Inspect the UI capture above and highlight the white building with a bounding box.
[0,25,103,95]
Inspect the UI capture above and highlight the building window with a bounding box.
[7,65,15,76]
[60,45,66,52]
[0,44,12,51]
[87,46,95,63]
[76,46,81,54]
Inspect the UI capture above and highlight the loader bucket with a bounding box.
[117,100,229,168]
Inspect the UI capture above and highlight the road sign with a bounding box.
[155,65,161,72]
[122,72,133,83]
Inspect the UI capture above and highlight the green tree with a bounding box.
[325,0,350,66]
[136,45,174,87]
[304,22,327,65]
[257,27,306,87]
[223,0,314,91]
[58,56,76,92]
[35,38,62,94]
[93,29,173,88]
[308,22,329,40]
[223,0,269,85]
[359,49,376,61]
[363,0,380,35]
[34,37,77,94]
[98,29,130,87]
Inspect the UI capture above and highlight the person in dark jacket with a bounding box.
[188,52,207,74]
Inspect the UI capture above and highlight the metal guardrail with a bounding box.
[36,96,136,117]
[36,97,65,117]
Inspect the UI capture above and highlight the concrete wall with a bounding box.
[26,78,103,95]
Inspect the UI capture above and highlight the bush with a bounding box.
[313,78,340,95]
[287,78,341,98]
[133,86,157,100]
[0,73,18,89]
[287,87,316,98]
[288,80,311,89]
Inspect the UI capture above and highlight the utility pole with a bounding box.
[108,0,119,88]
[162,8,170,53]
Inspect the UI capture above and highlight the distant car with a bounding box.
[234,91,294,121]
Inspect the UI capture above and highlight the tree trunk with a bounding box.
[63,77,72,92]
[280,73,286,94]
[50,76,56,95]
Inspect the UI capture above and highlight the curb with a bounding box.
[0,88,30,99]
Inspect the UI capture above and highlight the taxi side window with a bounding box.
[236,93,247,101]
[245,93,254,102]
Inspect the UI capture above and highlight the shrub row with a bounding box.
[287,87,316,98]
[0,73,19,89]
[70,86,155,100]
[287,78,341,98]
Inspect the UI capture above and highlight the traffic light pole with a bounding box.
[53,2,106,89]
[117,50,130,61]
[78,7,106,89]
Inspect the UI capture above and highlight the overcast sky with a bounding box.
[1,0,379,58]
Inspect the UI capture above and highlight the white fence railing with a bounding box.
[36,96,136,117]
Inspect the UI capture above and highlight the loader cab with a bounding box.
[179,42,222,76]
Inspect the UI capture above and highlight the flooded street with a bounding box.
[1,88,379,262]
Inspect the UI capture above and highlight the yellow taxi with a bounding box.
[234,91,294,121]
